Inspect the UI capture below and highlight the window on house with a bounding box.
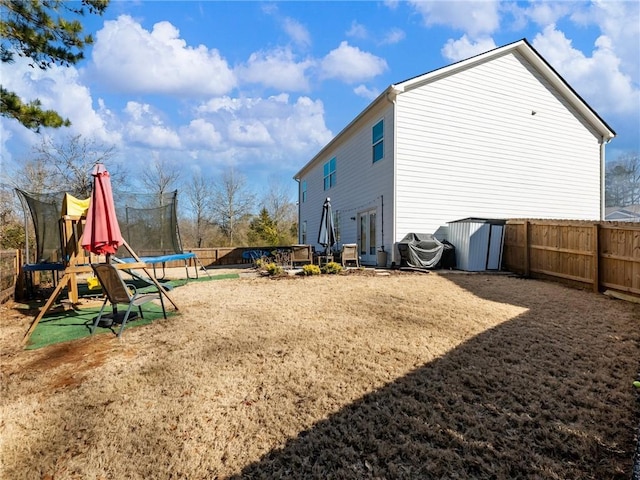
[301,220,307,244]
[323,157,336,190]
[301,180,307,203]
[372,120,384,163]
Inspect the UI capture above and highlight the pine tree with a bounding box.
[0,0,108,131]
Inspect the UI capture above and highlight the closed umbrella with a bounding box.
[318,197,336,258]
[82,163,123,256]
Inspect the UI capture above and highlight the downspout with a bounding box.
[600,134,615,220]
[386,87,399,265]
[294,177,301,242]
[599,136,606,221]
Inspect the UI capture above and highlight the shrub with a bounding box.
[322,261,342,274]
[300,264,321,276]
[265,262,283,276]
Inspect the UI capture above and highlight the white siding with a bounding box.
[395,51,603,240]
[298,102,395,255]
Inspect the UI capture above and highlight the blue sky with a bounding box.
[1,0,638,198]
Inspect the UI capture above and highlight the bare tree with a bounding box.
[6,134,123,196]
[184,172,214,248]
[211,168,255,246]
[140,159,182,202]
[260,175,297,245]
[606,151,640,207]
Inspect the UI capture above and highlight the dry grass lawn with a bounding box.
[1,270,639,479]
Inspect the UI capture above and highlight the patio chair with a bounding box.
[90,263,166,338]
[291,244,312,266]
[341,244,359,267]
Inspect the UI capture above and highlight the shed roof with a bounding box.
[294,38,616,180]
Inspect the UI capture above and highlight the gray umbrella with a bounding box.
[318,197,336,257]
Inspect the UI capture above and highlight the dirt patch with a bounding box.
[1,272,638,479]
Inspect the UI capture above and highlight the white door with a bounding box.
[358,209,377,265]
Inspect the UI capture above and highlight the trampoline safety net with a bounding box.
[114,190,184,257]
[16,188,186,263]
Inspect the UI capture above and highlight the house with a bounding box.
[294,39,615,267]
[605,205,640,222]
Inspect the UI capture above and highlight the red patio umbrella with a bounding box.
[82,163,123,256]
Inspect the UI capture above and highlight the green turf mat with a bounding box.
[161,272,240,289]
[25,273,239,350]
[25,303,173,350]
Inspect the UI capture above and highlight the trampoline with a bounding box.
[118,252,199,280]
[16,188,208,300]
[114,191,208,280]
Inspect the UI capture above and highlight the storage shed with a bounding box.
[447,218,506,271]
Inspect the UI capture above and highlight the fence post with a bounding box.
[523,220,530,277]
[592,223,600,293]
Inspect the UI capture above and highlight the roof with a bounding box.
[294,39,616,180]
[605,205,640,221]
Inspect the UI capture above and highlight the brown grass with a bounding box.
[0,270,638,479]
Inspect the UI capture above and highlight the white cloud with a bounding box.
[0,54,119,155]
[441,35,497,62]
[408,0,500,38]
[180,119,222,149]
[380,28,406,45]
[268,96,334,154]
[522,1,577,25]
[194,94,332,166]
[196,97,245,114]
[576,1,640,81]
[354,85,380,100]
[228,120,274,147]
[282,17,311,48]
[123,101,181,149]
[347,21,368,39]
[90,15,236,96]
[532,25,639,117]
[236,48,315,91]
[320,41,388,83]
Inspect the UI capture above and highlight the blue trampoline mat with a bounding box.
[119,253,196,264]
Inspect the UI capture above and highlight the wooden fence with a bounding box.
[0,246,279,303]
[502,220,640,296]
[0,250,21,303]
[4,227,639,302]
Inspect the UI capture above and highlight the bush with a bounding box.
[321,262,342,274]
[264,262,283,276]
[300,264,321,276]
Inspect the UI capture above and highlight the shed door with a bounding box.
[486,225,504,270]
[358,209,377,265]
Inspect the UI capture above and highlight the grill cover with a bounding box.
[397,233,454,269]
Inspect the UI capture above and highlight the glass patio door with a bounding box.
[358,209,377,265]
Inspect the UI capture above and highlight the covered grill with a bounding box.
[397,233,455,270]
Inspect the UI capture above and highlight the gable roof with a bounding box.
[294,38,615,180]
[605,205,640,221]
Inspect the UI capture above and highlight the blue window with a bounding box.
[301,180,307,203]
[323,157,336,190]
[372,120,384,163]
